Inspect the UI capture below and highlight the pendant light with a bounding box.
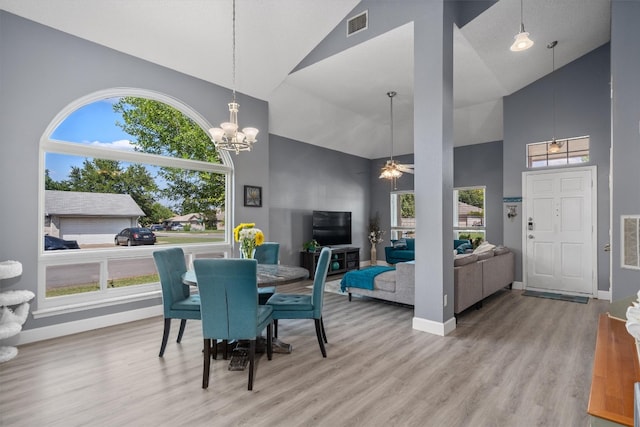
[547,41,562,154]
[208,0,259,154]
[510,0,534,52]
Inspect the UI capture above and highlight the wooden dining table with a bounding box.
[182,263,309,287]
[182,263,309,368]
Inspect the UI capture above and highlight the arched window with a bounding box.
[37,89,233,314]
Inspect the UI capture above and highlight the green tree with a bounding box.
[458,189,484,209]
[148,202,175,226]
[59,158,159,219]
[401,193,415,217]
[113,97,225,217]
[45,169,70,191]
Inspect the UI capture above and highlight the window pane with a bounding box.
[44,153,225,248]
[46,263,100,297]
[390,192,415,240]
[107,258,159,289]
[454,188,485,228]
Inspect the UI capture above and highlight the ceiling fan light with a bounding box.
[510,31,534,52]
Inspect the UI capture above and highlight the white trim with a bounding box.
[597,289,611,301]
[412,315,456,336]
[511,280,524,290]
[32,290,162,319]
[7,305,164,346]
[37,87,235,310]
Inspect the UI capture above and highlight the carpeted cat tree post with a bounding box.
[0,260,34,363]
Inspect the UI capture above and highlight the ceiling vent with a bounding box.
[347,10,368,37]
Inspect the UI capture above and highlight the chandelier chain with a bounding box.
[232,0,236,98]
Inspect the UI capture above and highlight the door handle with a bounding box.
[604,243,611,252]
[528,234,535,239]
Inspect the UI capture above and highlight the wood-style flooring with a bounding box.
[0,280,610,427]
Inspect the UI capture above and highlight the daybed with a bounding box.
[343,262,415,306]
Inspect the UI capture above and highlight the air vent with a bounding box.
[347,10,368,37]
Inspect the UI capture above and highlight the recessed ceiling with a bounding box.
[0,0,611,158]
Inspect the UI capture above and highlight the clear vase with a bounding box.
[371,245,377,266]
[241,247,256,259]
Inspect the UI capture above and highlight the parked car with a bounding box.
[170,223,184,231]
[114,227,156,246]
[44,235,80,251]
[149,224,164,231]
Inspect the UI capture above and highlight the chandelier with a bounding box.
[208,0,258,154]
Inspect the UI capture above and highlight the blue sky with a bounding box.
[47,98,135,181]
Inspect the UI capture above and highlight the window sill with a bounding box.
[32,290,162,319]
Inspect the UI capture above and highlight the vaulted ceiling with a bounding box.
[0,0,611,159]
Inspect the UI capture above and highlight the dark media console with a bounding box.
[300,247,360,279]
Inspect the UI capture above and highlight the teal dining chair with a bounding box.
[153,248,201,357]
[193,258,273,390]
[254,242,279,304]
[266,246,331,357]
[254,242,279,264]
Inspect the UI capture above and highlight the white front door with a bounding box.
[523,167,596,296]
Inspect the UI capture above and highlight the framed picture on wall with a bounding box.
[244,185,262,207]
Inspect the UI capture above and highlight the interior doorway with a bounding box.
[522,166,597,296]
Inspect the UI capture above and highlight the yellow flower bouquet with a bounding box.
[233,222,265,259]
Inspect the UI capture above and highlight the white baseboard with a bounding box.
[511,281,524,290]
[412,315,456,336]
[596,289,611,301]
[9,305,163,346]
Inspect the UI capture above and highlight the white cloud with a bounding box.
[88,139,136,151]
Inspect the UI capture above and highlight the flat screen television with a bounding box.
[312,210,352,247]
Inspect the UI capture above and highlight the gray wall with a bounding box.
[269,135,371,267]
[610,1,640,300]
[454,140,504,245]
[0,12,269,330]
[503,43,611,289]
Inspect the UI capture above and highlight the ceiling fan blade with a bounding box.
[396,164,414,173]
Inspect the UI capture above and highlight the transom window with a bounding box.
[38,89,232,314]
[527,135,590,168]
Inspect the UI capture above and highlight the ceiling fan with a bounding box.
[379,91,414,186]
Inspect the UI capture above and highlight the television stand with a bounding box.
[301,247,359,279]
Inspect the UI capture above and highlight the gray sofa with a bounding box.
[344,246,514,311]
[454,247,514,314]
[345,261,415,306]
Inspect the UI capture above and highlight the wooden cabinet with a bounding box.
[301,247,359,279]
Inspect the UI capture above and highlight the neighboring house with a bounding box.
[45,190,145,245]
[165,213,205,231]
[456,201,483,227]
